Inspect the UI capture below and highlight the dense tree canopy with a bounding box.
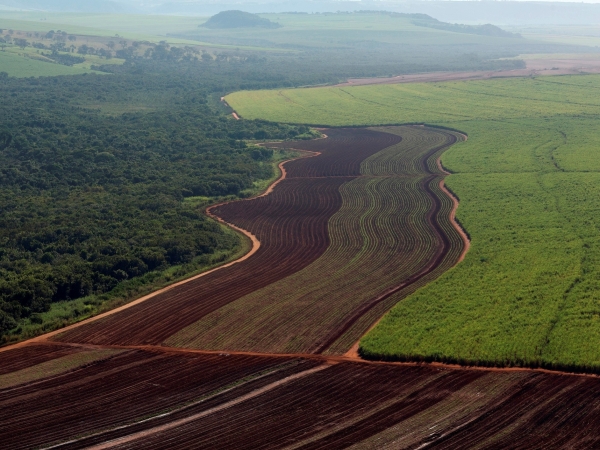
[0,69,309,335]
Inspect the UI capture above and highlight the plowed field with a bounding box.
[53,128,401,346]
[4,126,596,449]
[4,344,600,449]
[165,126,464,354]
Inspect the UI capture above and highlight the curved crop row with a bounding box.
[0,344,82,376]
[95,364,485,450]
[269,128,403,178]
[6,349,600,449]
[362,126,456,176]
[166,126,463,354]
[53,178,347,345]
[52,128,401,347]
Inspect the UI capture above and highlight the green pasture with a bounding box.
[0,48,99,77]
[226,75,600,126]
[511,24,600,48]
[0,12,206,39]
[226,74,600,371]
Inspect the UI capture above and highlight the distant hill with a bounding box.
[409,15,521,38]
[200,10,281,29]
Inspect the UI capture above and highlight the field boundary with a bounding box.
[0,151,315,354]
[24,340,600,379]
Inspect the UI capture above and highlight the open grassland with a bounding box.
[0,14,283,51]
[184,12,524,49]
[226,75,600,126]
[227,74,600,371]
[0,48,99,77]
[5,344,600,449]
[165,126,465,355]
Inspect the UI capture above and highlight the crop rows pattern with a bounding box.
[53,128,401,346]
[166,126,463,354]
[4,348,599,449]
[7,125,600,448]
[0,345,304,449]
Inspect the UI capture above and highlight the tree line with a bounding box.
[0,68,310,336]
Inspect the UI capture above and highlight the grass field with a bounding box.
[0,48,100,77]
[226,74,600,371]
[0,13,285,51]
[184,12,525,49]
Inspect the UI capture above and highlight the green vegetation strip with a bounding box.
[226,75,600,371]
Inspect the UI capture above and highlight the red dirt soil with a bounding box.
[12,350,598,450]
[51,128,401,346]
[4,127,600,449]
[0,344,83,375]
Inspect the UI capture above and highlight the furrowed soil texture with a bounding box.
[53,128,403,346]
[166,126,465,354]
[226,74,600,372]
[5,123,600,448]
[5,345,600,449]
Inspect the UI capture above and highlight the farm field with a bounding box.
[166,126,466,354]
[0,13,272,50]
[4,343,600,449]
[7,10,600,448]
[53,128,404,347]
[226,75,600,371]
[0,48,99,77]
[4,121,600,447]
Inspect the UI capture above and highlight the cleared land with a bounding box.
[335,54,600,86]
[53,128,403,346]
[165,126,465,355]
[226,74,600,371]
[5,122,600,448]
[0,48,99,77]
[4,344,600,449]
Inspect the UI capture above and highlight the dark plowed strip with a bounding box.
[56,359,323,449]
[425,374,600,449]
[0,351,293,450]
[54,178,348,346]
[0,344,81,376]
[103,364,481,450]
[268,128,403,178]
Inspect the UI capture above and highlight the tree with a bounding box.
[0,130,12,150]
[107,41,115,50]
[51,42,66,53]
[119,40,128,49]
[68,35,76,42]
[14,38,29,50]
[0,311,17,334]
